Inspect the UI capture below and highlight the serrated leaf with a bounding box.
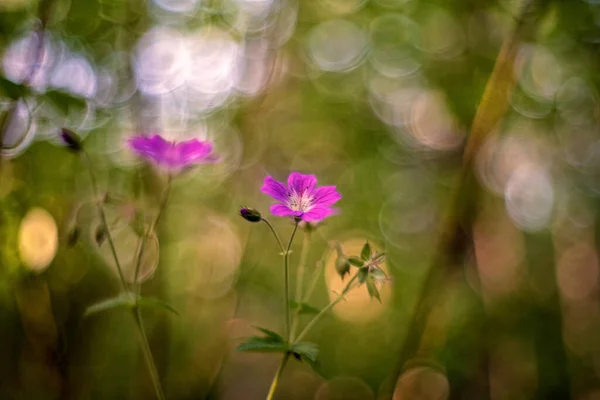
[289,300,320,315]
[348,256,364,267]
[236,336,290,354]
[84,293,134,317]
[366,279,381,303]
[291,341,319,364]
[253,326,284,341]
[360,242,372,261]
[358,267,369,284]
[138,296,179,315]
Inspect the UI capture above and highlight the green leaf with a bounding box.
[43,90,87,115]
[84,293,178,317]
[236,335,289,354]
[291,341,319,364]
[84,292,134,317]
[289,300,320,315]
[366,279,382,303]
[138,296,179,315]
[357,267,369,284]
[0,76,28,100]
[370,268,388,281]
[253,326,284,341]
[348,256,364,267]
[360,241,372,261]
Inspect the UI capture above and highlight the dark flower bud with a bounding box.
[335,255,351,280]
[67,227,80,248]
[94,224,107,246]
[60,128,82,152]
[240,207,262,223]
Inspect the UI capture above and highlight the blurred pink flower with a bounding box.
[261,172,341,222]
[127,134,218,171]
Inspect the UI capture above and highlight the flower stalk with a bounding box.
[82,151,167,400]
[283,222,299,341]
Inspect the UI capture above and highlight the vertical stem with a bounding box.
[134,175,172,295]
[265,353,290,400]
[83,151,129,291]
[133,307,167,400]
[82,154,167,400]
[283,222,299,341]
[290,229,311,341]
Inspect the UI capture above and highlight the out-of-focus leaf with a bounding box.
[43,90,87,115]
[289,300,320,315]
[291,341,319,364]
[84,292,134,317]
[138,296,179,315]
[348,256,364,267]
[366,278,381,303]
[236,336,289,354]
[84,293,178,317]
[0,76,28,100]
[253,326,284,341]
[360,241,372,261]
[358,267,369,284]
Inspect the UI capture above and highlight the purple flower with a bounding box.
[261,172,341,222]
[127,134,218,171]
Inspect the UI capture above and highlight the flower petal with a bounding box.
[287,172,317,194]
[312,185,341,207]
[128,134,171,165]
[176,139,215,164]
[302,206,334,222]
[270,204,297,217]
[261,176,289,202]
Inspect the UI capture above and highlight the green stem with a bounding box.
[82,153,167,400]
[290,229,311,342]
[295,273,358,343]
[133,306,166,400]
[261,218,285,254]
[265,353,290,400]
[134,175,172,295]
[83,151,128,291]
[283,222,299,341]
[303,242,335,303]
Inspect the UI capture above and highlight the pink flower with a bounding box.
[127,134,218,171]
[261,172,341,222]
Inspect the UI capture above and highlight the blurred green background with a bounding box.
[2,0,600,398]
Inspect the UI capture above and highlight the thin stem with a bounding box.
[83,151,128,290]
[304,243,336,303]
[133,306,166,400]
[295,273,358,343]
[265,353,290,400]
[261,218,285,254]
[82,153,167,400]
[134,175,172,295]
[283,222,299,341]
[290,229,312,341]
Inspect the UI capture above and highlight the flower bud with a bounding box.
[239,207,262,223]
[335,255,351,280]
[60,128,82,152]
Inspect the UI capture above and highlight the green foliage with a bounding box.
[360,241,372,261]
[348,256,364,267]
[289,300,320,315]
[290,341,319,365]
[84,292,178,318]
